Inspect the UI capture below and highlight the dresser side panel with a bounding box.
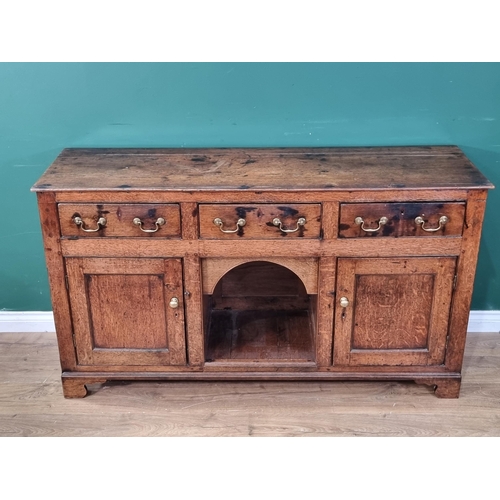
[36,191,77,371]
[446,189,489,371]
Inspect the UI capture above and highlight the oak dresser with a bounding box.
[32,146,493,398]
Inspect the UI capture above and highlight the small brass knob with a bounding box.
[169,297,179,309]
[340,297,349,308]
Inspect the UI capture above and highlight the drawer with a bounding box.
[338,202,465,238]
[199,204,322,239]
[58,203,181,238]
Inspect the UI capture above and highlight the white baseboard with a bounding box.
[467,311,500,333]
[0,311,56,332]
[0,310,499,333]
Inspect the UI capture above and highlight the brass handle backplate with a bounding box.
[169,297,179,309]
[272,217,306,233]
[415,215,448,232]
[73,216,107,233]
[355,216,388,233]
[133,217,165,233]
[213,217,246,233]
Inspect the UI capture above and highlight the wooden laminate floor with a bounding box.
[0,331,499,436]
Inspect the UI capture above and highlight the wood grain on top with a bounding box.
[31,146,494,192]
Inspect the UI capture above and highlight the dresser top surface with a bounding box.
[32,146,493,192]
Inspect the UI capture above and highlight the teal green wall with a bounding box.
[1,63,499,311]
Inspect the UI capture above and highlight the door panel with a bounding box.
[66,257,186,366]
[352,273,434,350]
[334,257,456,366]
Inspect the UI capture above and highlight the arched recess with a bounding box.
[201,257,319,295]
[203,258,317,362]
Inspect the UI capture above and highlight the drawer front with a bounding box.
[59,203,181,238]
[199,204,322,239]
[338,202,465,238]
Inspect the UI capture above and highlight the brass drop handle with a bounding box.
[340,297,349,308]
[169,297,179,309]
[415,215,448,232]
[355,216,388,233]
[213,217,246,233]
[73,216,107,232]
[273,217,306,233]
[133,217,165,233]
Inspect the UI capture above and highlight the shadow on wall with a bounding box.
[460,146,499,310]
[471,236,498,310]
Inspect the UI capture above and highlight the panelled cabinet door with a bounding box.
[66,258,186,366]
[334,257,456,366]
